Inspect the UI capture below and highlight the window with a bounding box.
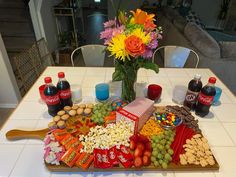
[94,0,101,2]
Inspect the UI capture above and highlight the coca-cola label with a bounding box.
[45,94,60,105]
[59,89,71,99]
[185,90,199,103]
[197,92,214,106]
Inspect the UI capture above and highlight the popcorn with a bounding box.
[80,120,133,153]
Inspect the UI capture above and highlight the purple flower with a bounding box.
[142,49,153,58]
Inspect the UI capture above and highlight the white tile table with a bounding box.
[1,67,236,177]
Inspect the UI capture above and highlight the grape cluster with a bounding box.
[151,130,175,169]
[91,103,112,125]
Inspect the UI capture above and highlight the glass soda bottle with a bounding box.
[57,72,73,107]
[184,74,202,110]
[44,77,61,116]
[195,77,216,117]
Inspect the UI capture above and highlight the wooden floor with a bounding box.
[0,108,14,130]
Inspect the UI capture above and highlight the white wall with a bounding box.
[192,0,221,28]
[29,0,60,52]
[0,34,21,108]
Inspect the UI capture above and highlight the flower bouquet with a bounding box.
[100,9,162,102]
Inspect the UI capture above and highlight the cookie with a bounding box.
[84,108,92,115]
[86,103,94,109]
[53,115,61,122]
[69,109,77,116]
[48,121,57,130]
[57,110,66,116]
[79,104,86,109]
[61,114,70,121]
[76,108,84,115]
[64,106,72,112]
[57,120,66,129]
[72,105,79,110]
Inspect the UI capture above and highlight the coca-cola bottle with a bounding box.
[195,77,217,117]
[44,77,61,116]
[184,74,202,110]
[57,72,72,107]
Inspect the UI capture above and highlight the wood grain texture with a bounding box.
[46,160,219,172]
[5,128,49,141]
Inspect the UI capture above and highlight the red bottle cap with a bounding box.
[58,72,65,78]
[44,77,52,83]
[208,77,216,84]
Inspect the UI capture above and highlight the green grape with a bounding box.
[151,143,156,149]
[160,133,165,138]
[151,156,156,162]
[160,139,166,145]
[159,159,163,165]
[153,160,159,167]
[165,144,170,149]
[159,144,164,150]
[164,154,171,161]
[152,150,158,156]
[161,162,168,169]
[168,149,174,155]
[157,153,163,159]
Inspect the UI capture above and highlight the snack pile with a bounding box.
[43,100,217,170]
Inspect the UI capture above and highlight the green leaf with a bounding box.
[142,62,159,73]
[112,69,124,81]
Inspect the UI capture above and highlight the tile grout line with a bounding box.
[8,143,27,177]
[219,121,236,146]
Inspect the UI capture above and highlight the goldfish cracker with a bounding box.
[140,119,163,138]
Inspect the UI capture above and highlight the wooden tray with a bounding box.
[6,128,219,172]
[46,160,219,172]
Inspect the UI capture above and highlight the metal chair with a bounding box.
[152,46,200,68]
[70,44,106,66]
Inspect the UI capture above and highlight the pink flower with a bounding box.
[104,19,116,28]
[100,25,124,45]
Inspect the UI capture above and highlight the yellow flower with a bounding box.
[128,28,150,44]
[107,34,129,61]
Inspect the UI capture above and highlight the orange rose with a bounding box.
[125,35,145,57]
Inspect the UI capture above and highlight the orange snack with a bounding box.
[60,134,74,146]
[64,138,80,150]
[75,152,94,170]
[52,129,68,141]
[104,112,116,125]
[61,147,80,167]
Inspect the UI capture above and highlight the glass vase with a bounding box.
[120,66,137,103]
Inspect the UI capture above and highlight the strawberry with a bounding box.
[143,150,151,158]
[145,142,152,151]
[130,135,139,144]
[138,135,149,143]
[134,157,143,168]
[136,143,145,151]
[143,155,151,166]
[134,147,143,157]
[129,140,136,150]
